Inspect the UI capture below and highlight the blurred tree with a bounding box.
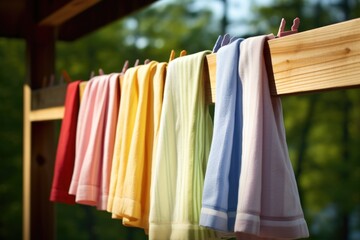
[56,1,221,79]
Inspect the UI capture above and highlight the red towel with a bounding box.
[50,81,81,204]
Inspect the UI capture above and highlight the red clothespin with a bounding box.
[277,17,300,37]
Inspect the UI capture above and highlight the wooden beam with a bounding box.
[30,106,65,122]
[204,18,360,103]
[38,0,100,26]
[267,17,360,96]
[58,0,155,41]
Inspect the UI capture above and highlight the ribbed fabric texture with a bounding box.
[200,39,243,233]
[69,78,96,197]
[149,51,217,240]
[107,66,140,220]
[50,80,81,204]
[99,74,121,210]
[235,35,309,239]
[107,67,138,218]
[69,74,121,210]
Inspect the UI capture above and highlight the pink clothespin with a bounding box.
[121,60,129,74]
[277,17,300,37]
[134,59,140,67]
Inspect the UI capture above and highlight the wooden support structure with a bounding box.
[18,7,360,240]
[205,17,360,103]
[38,0,101,26]
[24,26,57,240]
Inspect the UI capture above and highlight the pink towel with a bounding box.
[235,35,309,239]
[69,74,120,210]
[75,75,108,206]
[99,74,121,210]
[69,78,97,196]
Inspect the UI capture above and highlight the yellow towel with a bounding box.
[107,66,140,216]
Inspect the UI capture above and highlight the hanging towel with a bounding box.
[50,80,81,204]
[107,66,140,218]
[149,51,217,240]
[235,35,309,239]
[113,61,158,230]
[200,38,243,233]
[98,73,121,210]
[75,75,108,207]
[69,78,97,197]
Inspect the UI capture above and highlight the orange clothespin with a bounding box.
[169,50,175,62]
[179,50,187,57]
[61,70,72,83]
[277,17,300,37]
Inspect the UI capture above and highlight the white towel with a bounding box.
[235,35,309,239]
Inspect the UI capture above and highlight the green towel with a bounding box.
[149,51,218,240]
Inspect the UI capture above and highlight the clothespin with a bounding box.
[230,36,240,43]
[134,59,140,67]
[90,71,95,79]
[98,68,104,75]
[277,17,300,37]
[169,50,176,62]
[61,70,72,84]
[49,74,55,86]
[121,60,129,74]
[221,33,231,47]
[144,59,150,64]
[212,35,223,53]
[179,50,187,57]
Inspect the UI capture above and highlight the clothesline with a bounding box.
[205,17,360,103]
[49,37,309,239]
[28,17,360,122]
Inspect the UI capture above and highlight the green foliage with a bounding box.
[0,38,24,240]
[56,1,221,79]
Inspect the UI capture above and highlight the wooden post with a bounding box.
[24,26,56,240]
